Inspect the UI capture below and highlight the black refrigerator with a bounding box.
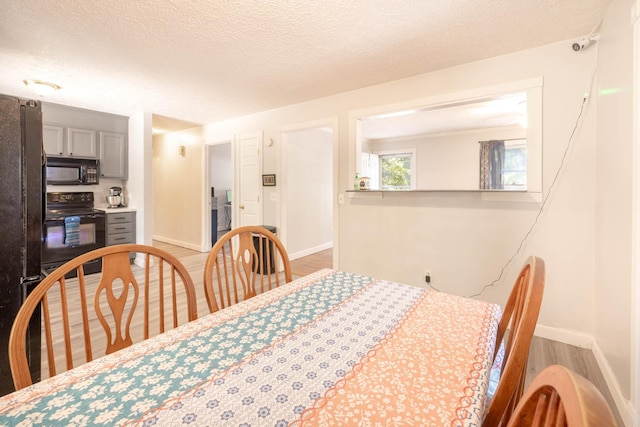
[0,94,44,395]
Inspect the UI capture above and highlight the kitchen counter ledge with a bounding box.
[95,207,137,213]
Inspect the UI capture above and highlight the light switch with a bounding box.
[270,192,277,201]
[338,194,344,204]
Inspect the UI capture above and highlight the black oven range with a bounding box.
[42,192,106,276]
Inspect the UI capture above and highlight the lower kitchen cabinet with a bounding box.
[105,211,136,261]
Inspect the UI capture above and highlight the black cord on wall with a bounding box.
[425,38,600,297]
[467,95,589,299]
[466,43,599,299]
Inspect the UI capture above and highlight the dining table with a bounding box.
[0,268,501,426]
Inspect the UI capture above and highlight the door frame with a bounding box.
[631,0,640,421]
[203,137,235,252]
[280,117,339,269]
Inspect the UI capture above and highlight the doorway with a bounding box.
[207,142,232,248]
[281,121,336,262]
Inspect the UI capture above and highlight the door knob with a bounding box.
[240,205,245,210]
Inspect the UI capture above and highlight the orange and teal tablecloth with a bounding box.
[0,269,500,426]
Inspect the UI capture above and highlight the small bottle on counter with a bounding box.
[354,173,359,190]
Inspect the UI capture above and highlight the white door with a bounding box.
[238,132,262,226]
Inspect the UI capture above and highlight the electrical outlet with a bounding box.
[425,270,432,284]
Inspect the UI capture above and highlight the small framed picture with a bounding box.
[262,174,276,186]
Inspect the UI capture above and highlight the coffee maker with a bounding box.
[106,186,123,208]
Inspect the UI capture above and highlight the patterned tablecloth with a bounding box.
[0,269,501,427]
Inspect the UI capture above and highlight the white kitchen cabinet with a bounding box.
[45,124,98,158]
[43,125,64,156]
[67,127,97,158]
[99,131,128,179]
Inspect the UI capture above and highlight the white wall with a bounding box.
[284,127,333,258]
[595,0,634,418]
[42,102,128,134]
[152,127,204,250]
[201,7,634,420]
[127,112,152,246]
[205,39,598,316]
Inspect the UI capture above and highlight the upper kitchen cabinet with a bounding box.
[42,102,129,165]
[99,131,128,179]
[43,125,64,156]
[67,127,97,158]
[43,125,97,158]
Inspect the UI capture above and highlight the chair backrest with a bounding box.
[506,365,616,427]
[484,256,546,426]
[204,225,292,313]
[9,244,197,390]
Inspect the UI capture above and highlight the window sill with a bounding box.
[345,189,542,203]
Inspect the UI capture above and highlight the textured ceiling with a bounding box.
[0,0,611,130]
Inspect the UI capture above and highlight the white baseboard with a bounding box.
[535,324,634,426]
[534,324,594,348]
[152,235,202,252]
[591,341,636,427]
[133,253,153,268]
[289,242,333,261]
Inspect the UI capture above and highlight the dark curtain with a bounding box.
[479,140,505,190]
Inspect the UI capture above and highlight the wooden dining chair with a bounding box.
[506,365,616,426]
[9,244,198,390]
[204,225,292,313]
[483,256,546,426]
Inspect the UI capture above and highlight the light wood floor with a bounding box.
[290,248,333,276]
[42,242,624,425]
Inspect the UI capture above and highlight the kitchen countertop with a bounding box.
[95,207,137,213]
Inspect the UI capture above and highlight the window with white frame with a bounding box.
[378,149,416,190]
[503,140,527,190]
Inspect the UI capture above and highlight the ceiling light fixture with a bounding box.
[23,79,61,97]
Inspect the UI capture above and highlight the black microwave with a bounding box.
[46,157,100,185]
